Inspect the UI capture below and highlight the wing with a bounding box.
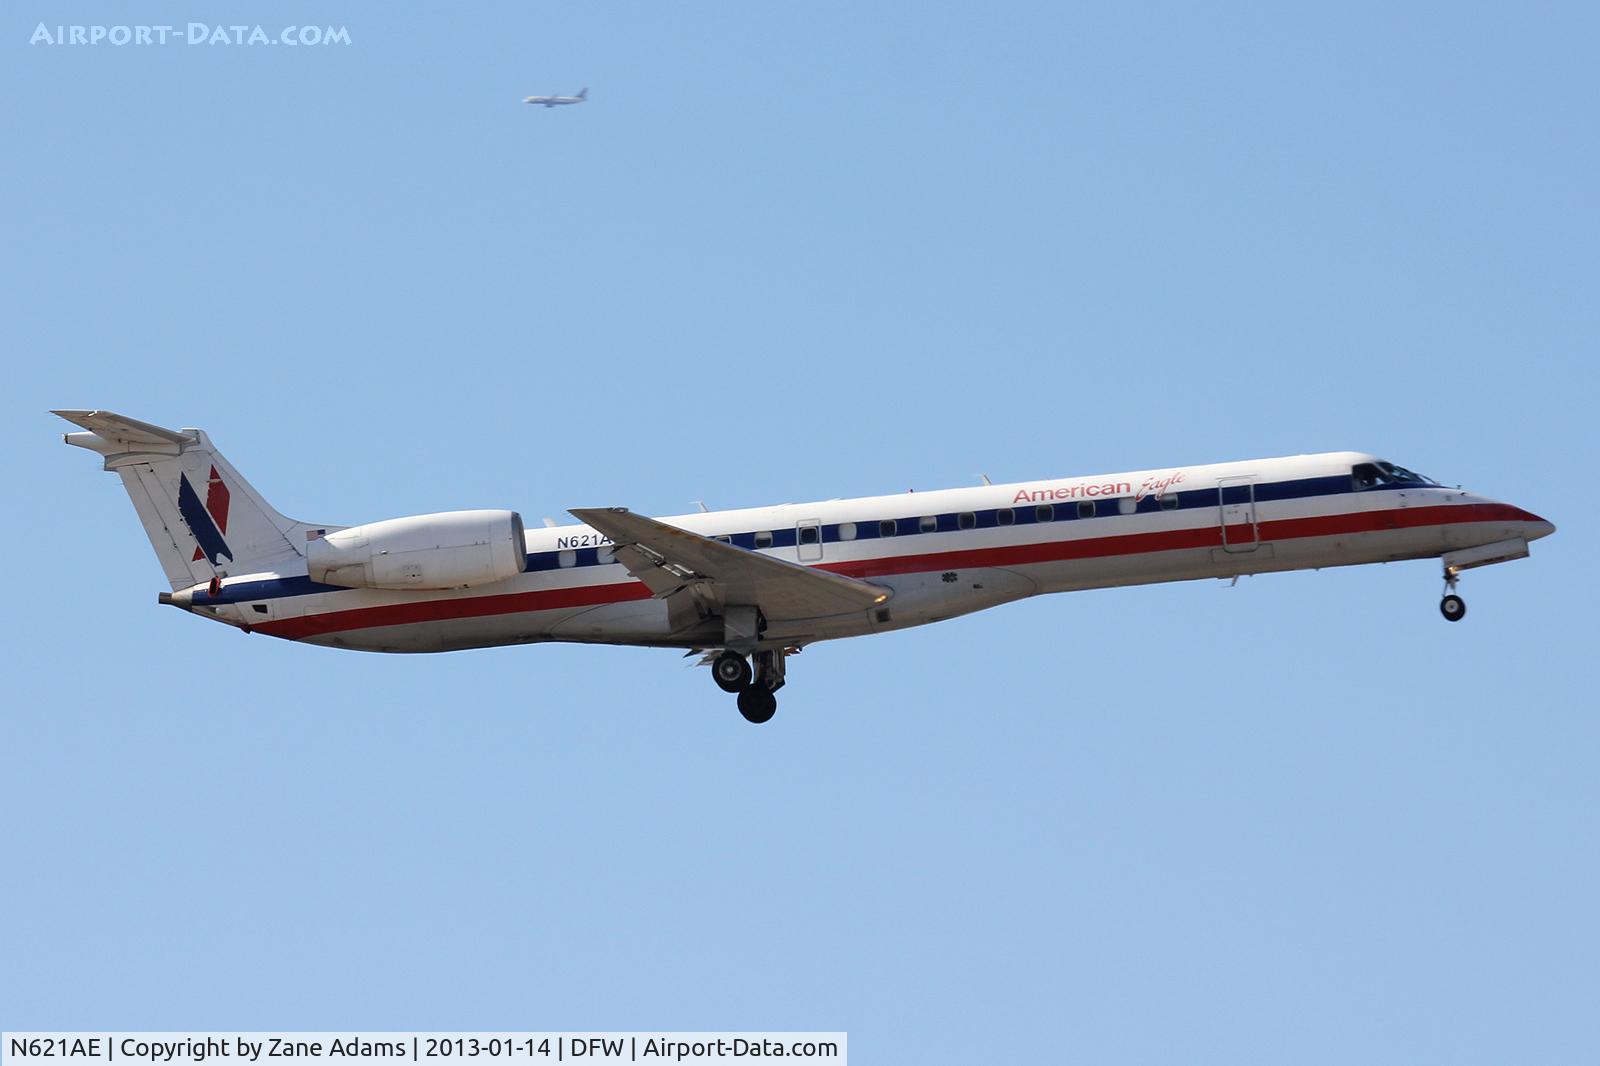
[570,507,889,622]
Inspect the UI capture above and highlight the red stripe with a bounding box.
[254,502,1539,641]
[822,502,1537,579]
[255,578,652,640]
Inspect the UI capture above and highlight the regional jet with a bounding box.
[55,411,1555,723]
[523,88,587,107]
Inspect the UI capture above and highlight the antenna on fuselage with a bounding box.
[980,473,992,486]
[694,501,709,512]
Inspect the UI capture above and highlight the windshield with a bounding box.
[1353,460,1439,489]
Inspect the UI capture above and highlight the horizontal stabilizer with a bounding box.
[53,409,193,449]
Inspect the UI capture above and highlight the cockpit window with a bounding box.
[1353,460,1438,489]
[1377,461,1437,485]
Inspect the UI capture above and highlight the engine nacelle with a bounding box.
[307,509,528,590]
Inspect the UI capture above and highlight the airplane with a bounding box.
[55,410,1554,724]
[523,88,587,107]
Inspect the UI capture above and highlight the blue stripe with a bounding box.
[208,472,1419,605]
[204,575,343,605]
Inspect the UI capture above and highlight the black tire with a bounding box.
[1440,594,1466,622]
[737,684,777,724]
[712,652,752,693]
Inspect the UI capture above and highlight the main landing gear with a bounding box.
[1440,566,1467,622]
[711,651,752,693]
[711,649,785,723]
[737,683,777,724]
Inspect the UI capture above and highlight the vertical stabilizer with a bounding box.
[54,410,315,589]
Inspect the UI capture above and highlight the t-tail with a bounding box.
[577,88,588,100]
[54,410,319,590]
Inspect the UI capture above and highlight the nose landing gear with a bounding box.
[1440,566,1466,622]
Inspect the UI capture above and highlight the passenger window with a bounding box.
[596,545,615,564]
[996,508,1014,526]
[1117,497,1136,515]
[880,519,897,537]
[755,530,773,548]
[798,525,819,545]
[1035,504,1053,522]
[1077,501,1095,519]
[838,522,857,541]
[558,549,577,568]
[1159,495,1179,511]
[714,535,731,544]
[919,515,938,533]
[957,512,976,530]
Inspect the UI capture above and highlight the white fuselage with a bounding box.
[190,451,1553,654]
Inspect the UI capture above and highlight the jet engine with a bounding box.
[307,509,528,590]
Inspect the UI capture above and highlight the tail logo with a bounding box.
[179,467,233,564]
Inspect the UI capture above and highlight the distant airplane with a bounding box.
[523,88,587,107]
[55,410,1555,724]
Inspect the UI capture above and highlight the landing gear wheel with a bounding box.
[1440,594,1466,622]
[712,652,753,693]
[737,684,777,724]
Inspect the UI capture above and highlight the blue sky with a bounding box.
[3,2,1596,1061]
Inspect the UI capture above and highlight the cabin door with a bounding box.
[1218,476,1259,553]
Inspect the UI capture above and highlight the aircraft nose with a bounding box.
[1480,495,1555,541]
[1505,501,1556,541]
